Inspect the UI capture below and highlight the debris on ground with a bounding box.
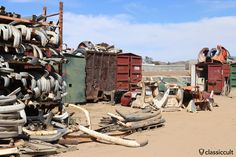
[99,106,165,134]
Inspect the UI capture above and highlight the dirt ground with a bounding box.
[54,88,236,157]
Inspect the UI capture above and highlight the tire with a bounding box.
[0,113,20,119]
[0,126,18,131]
[0,95,17,105]
[19,72,29,77]
[0,131,18,138]
[0,119,25,126]
[0,103,25,114]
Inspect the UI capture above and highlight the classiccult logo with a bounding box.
[199,148,205,155]
[198,148,234,156]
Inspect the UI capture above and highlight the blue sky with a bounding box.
[2,0,236,61]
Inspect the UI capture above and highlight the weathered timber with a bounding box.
[115,108,161,122]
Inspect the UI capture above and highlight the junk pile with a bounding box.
[0,4,74,156]
[0,89,25,138]
[0,5,150,156]
[99,106,165,134]
[0,6,21,18]
[71,41,122,56]
[180,45,235,113]
[188,44,236,111]
[95,81,166,136]
[126,76,216,113]
[196,45,233,96]
[125,79,184,112]
[197,45,235,64]
[183,87,215,113]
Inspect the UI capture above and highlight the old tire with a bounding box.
[0,113,20,119]
[0,119,25,126]
[0,126,18,131]
[0,103,25,114]
[0,131,18,138]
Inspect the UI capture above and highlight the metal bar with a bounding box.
[59,1,63,51]
[58,1,63,75]
[0,15,58,27]
[46,12,60,18]
[43,6,47,22]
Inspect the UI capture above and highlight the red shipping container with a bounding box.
[116,53,142,91]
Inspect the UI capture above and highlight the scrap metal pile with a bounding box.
[120,79,184,112]
[0,5,71,156]
[71,41,122,56]
[197,45,235,64]
[127,77,217,113]
[97,81,166,133]
[100,107,165,133]
[0,5,153,156]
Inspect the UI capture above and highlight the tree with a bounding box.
[143,56,153,64]
[152,61,161,65]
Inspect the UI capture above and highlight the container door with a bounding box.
[130,56,142,91]
[116,55,130,90]
[207,64,223,93]
[63,56,86,103]
[85,52,117,101]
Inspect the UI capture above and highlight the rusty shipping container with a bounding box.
[116,53,142,91]
[85,51,117,101]
[196,62,230,95]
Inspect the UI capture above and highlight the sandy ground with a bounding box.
[54,89,236,157]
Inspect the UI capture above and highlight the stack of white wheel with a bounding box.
[0,95,26,139]
[0,24,59,49]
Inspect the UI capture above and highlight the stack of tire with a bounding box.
[0,94,26,139]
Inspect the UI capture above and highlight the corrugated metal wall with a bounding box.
[85,51,117,101]
[116,53,142,91]
[196,62,230,94]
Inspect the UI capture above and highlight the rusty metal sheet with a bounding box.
[207,63,230,93]
[208,64,223,93]
[222,64,230,77]
[196,62,230,94]
[85,51,117,101]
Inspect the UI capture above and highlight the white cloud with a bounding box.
[63,12,236,61]
[123,2,147,15]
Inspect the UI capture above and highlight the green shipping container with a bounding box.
[230,63,236,87]
[63,54,86,103]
